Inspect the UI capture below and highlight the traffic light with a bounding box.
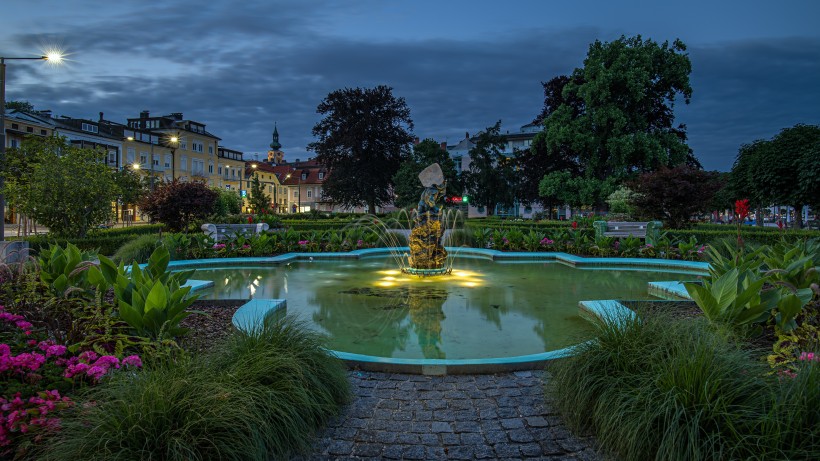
[462,195,469,204]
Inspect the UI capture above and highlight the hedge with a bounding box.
[25,234,139,256]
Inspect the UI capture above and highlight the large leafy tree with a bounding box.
[2,136,117,238]
[539,171,617,210]
[541,35,694,183]
[139,179,217,231]
[392,139,461,209]
[630,165,722,228]
[462,122,517,216]
[308,85,414,214]
[4,100,34,112]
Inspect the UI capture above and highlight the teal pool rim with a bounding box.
[172,248,706,374]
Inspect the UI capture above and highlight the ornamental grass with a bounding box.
[39,315,350,461]
[547,309,820,461]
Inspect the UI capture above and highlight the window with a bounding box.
[293,190,299,198]
[10,139,19,148]
[81,123,98,133]
[301,173,307,180]
[26,127,33,133]
[180,155,188,171]
[164,155,172,168]
[307,190,312,198]
[11,123,18,130]
[153,154,159,166]
[127,148,135,164]
[191,141,204,153]
[218,166,222,175]
[208,145,214,154]
[180,138,187,150]
[208,162,214,174]
[318,172,324,179]
[140,153,147,165]
[40,129,47,135]
[108,151,117,164]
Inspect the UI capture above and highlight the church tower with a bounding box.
[267,123,285,164]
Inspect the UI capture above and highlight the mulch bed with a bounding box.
[177,300,244,354]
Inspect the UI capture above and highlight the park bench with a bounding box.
[201,223,270,242]
[593,220,662,246]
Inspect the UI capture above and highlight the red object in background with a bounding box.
[248,215,253,224]
[450,196,463,204]
[571,221,578,229]
[777,220,784,230]
[735,199,750,221]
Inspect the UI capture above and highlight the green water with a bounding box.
[192,257,693,360]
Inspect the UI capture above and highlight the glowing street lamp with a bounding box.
[1,51,64,241]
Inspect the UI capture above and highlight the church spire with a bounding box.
[270,123,282,150]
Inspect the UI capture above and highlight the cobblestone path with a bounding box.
[295,370,602,460]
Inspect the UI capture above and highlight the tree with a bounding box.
[730,125,820,228]
[113,168,146,222]
[308,85,414,214]
[462,122,517,215]
[4,100,34,112]
[392,139,461,209]
[212,187,242,218]
[1,136,117,238]
[539,171,617,210]
[541,35,693,182]
[630,165,722,229]
[139,179,217,231]
[247,175,270,213]
[606,186,639,215]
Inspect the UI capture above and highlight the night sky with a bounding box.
[2,0,818,171]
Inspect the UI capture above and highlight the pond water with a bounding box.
[191,256,693,360]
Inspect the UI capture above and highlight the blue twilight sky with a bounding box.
[2,0,819,171]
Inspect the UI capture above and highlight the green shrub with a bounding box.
[44,316,350,461]
[548,310,820,461]
[86,224,164,237]
[25,234,136,256]
[111,234,163,264]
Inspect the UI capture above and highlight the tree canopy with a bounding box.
[392,139,461,209]
[462,122,517,216]
[248,175,271,213]
[2,136,117,237]
[139,179,217,231]
[530,35,695,209]
[308,85,414,214]
[4,100,34,112]
[630,165,722,229]
[730,124,820,228]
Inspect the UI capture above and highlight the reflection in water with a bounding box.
[192,258,693,359]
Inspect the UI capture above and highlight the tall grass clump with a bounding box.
[41,315,350,461]
[547,309,820,461]
[111,233,163,264]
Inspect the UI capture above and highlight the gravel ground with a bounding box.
[177,300,242,353]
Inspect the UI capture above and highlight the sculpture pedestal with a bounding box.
[404,220,449,276]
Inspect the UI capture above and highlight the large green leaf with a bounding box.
[711,269,740,313]
[145,281,168,312]
[685,283,719,320]
[118,301,144,329]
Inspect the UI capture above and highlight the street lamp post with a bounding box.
[1,53,62,241]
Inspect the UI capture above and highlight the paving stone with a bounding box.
[453,420,481,433]
[493,442,522,458]
[526,416,550,427]
[376,399,399,409]
[480,419,503,432]
[441,432,461,445]
[374,431,397,444]
[351,443,382,458]
[414,409,433,420]
[539,438,565,455]
[474,444,497,459]
[557,435,589,452]
[509,428,535,443]
[410,422,431,433]
[432,409,456,421]
[382,445,404,459]
[496,407,519,418]
[454,409,479,421]
[446,445,475,460]
[519,442,543,457]
[426,446,447,460]
[402,445,427,460]
[459,432,485,445]
[423,399,447,410]
[484,429,509,444]
[431,421,453,433]
[395,432,421,444]
[501,417,525,429]
[419,433,440,445]
[325,440,354,456]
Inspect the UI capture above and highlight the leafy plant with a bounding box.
[96,247,199,340]
[37,243,98,298]
[523,229,546,252]
[685,268,774,328]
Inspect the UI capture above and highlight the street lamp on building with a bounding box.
[1,52,63,241]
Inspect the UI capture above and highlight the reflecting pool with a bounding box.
[191,257,693,360]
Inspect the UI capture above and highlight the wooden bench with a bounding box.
[201,223,270,242]
[593,221,662,245]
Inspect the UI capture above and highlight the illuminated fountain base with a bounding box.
[401,266,452,277]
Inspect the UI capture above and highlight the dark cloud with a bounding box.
[4,1,818,172]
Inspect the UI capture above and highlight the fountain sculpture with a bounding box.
[404,163,450,276]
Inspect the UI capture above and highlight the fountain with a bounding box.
[403,163,451,276]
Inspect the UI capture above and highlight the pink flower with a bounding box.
[45,345,67,358]
[122,355,142,368]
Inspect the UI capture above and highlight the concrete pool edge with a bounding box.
[182,250,707,374]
